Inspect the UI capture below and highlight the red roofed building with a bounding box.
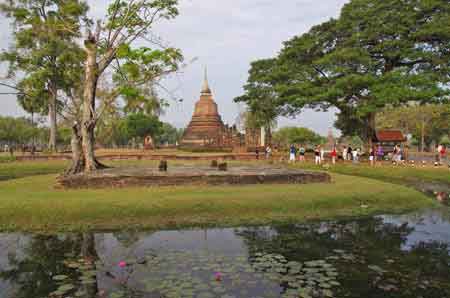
[372,130,407,153]
[373,130,407,143]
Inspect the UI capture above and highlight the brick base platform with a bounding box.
[57,166,331,189]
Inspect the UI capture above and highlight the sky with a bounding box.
[0,0,349,135]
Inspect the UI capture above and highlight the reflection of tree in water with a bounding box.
[80,233,99,298]
[0,233,99,298]
[237,217,450,298]
[0,234,82,298]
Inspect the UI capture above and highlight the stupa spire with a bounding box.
[201,66,211,95]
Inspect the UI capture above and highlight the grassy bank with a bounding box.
[0,160,68,181]
[292,162,450,186]
[0,172,434,232]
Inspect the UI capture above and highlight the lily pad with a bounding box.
[52,275,68,281]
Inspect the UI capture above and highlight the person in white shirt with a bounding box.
[265,146,272,159]
[352,148,358,163]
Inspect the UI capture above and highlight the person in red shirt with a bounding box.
[331,146,337,165]
[440,144,446,165]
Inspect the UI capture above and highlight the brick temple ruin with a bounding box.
[180,70,267,151]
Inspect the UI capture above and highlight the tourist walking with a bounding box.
[440,144,446,164]
[438,144,446,165]
[347,145,353,161]
[342,146,348,161]
[289,144,297,163]
[392,145,402,164]
[331,146,337,165]
[320,146,325,163]
[299,145,306,162]
[376,145,384,164]
[397,145,403,163]
[314,145,321,165]
[255,147,259,160]
[265,146,272,159]
[352,147,359,163]
[369,147,375,166]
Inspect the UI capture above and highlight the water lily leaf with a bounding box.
[368,265,386,274]
[110,291,125,298]
[66,262,80,268]
[74,290,86,297]
[56,284,75,293]
[52,275,68,281]
[323,289,334,297]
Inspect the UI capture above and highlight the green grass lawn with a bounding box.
[0,158,445,232]
[291,162,450,186]
[0,160,68,181]
[0,171,434,232]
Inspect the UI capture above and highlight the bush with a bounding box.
[440,135,450,146]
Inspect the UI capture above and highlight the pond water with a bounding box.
[1,208,450,298]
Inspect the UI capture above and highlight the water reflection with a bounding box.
[0,208,449,298]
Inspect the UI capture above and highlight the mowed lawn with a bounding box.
[0,170,434,232]
[0,160,69,181]
[292,161,450,186]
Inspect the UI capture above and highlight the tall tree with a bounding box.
[234,59,283,145]
[255,0,450,147]
[75,0,182,172]
[123,112,162,143]
[0,0,88,151]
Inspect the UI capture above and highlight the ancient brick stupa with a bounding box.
[181,69,227,148]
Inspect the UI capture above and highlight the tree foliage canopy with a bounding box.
[237,0,450,144]
[0,0,89,150]
[273,127,325,148]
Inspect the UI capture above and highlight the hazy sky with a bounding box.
[0,0,348,135]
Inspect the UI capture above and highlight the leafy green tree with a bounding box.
[0,116,45,150]
[234,59,282,144]
[123,113,162,143]
[273,127,325,149]
[74,0,182,172]
[253,0,450,147]
[156,123,183,146]
[0,0,88,151]
[440,135,450,147]
[57,126,73,149]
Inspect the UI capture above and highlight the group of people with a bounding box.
[288,144,338,165]
[342,146,364,164]
[270,142,448,167]
[286,143,400,166]
[288,144,309,163]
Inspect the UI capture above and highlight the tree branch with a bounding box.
[311,65,330,82]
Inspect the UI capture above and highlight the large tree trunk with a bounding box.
[65,123,85,175]
[421,117,425,153]
[80,38,109,173]
[81,39,100,172]
[266,126,272,147]
[48,83,58,152]
[366,111,376,150]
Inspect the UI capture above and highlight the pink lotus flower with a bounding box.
[118,261,127,268]
[214,272,222,281]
